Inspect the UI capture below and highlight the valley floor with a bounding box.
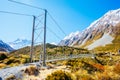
[0,54,120,80]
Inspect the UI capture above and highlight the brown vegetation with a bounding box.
[6,75,16,80]
[24,66,39,76]
[114,61,120,75]
[46,70,74,80]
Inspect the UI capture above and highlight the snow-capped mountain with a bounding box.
[8,38,31,49]
[59,31,81,46]
[0,40,14,52]
[59,8,120,50]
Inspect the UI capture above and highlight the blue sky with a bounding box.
[0,0,120,44]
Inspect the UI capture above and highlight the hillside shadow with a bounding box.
[0,77,2,80]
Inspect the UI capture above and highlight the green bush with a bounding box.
[6,59,14,65]
[24,58,30,63]
[46,70,74,80]
[0,53,7,60]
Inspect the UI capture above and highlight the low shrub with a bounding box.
[97,74,112,80]
[0,53,7,60]
[6,75,16,80]
[74,70,94,80]
[79,75,94,80]
[6,59,15,65]
[46,70,74,80]
[114,61,120,75]
[24,66,39,76]
[0,63,6,68]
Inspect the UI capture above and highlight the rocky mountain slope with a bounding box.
[59,31,81,46]
[59,8,120,52]
[0,40,14,52]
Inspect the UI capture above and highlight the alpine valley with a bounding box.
[59,8,120,53]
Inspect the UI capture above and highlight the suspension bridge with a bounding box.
[0,0,68,67]
[0,1,96,79]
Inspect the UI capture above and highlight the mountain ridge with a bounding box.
[59,8,120,52]
[8,38,31,49]
[0,40,14,52]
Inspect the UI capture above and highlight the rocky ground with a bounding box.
[23,65,68,80]
[0,63,69,80]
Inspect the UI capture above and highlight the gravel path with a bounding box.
[0,65,29,80]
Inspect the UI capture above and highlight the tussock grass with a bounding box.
[24,66,39,76]
[46,70,74,80]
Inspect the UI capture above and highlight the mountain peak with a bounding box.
[87,8,120,30]
[63,31,81,40]
[59,8,120,50]
[8,38,31,49]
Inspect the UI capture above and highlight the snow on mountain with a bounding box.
[8,38,31,49]
[59,8,120,49]
[59,31,81,46]
[63,31,81,40]
[0,40,14,52]
[87,8,120,29]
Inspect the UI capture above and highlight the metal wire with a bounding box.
[0,10,33,17]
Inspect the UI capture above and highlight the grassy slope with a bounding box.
[0,44,89,68]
